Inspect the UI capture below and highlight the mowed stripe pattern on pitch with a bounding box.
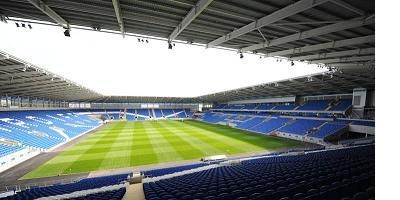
[23,120,303,179]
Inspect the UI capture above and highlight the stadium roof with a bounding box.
[0,0,374,68]
[0,0,375,103]
[0,50,102,102]
[197,67,374,102]
[1,50,374,103]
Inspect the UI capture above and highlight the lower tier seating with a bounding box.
[67,188,126,200]
[2,174,129,200]
[144,145,374,200]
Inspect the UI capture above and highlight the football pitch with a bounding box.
[23,120,304,179]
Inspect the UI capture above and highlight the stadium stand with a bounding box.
[143,163,210,178]
[308,122,348,138]
[248,118,291,134]
[162,109,175,118]
[297,100,332,111]
[0,144,23,157]
[272,105,297,111]
[154,109,163,119]
[278,119,326,135]
[1,173,129,200]
[0,110,100,150]
[143,145,374,200]
[68,188,126,200]
[351,120,375,127]
[330,99,353,111]
[174,109,187,118]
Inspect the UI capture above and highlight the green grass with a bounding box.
[23,120,304,179]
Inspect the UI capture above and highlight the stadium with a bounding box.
[0,0,375,200]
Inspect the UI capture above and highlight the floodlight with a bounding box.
[240,53,244,59]
[64,29,70,37]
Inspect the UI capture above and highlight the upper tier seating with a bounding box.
[278,119,326,135]
[308,122,348,138]
[2,173,129,200]
[330,99,352,111]
[144,145,374,200]
[241,105,257,110]
[213,104,226,109]
[255,104,275,110]
[224,105,244,110]
[272,105,297,110]
[297,100,331,111]
[0,110,100,150]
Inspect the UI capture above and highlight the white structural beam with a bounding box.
[266,35,374,57]
[331,0,366,16]
[242,16,374,52]
[207,0,331,47]
[111,0,125,37]
[169,0,214,41]
[26,0,69,28]
[0,54,10,61]
[310,55,374,64]
[292,47,374,61]
[0,64,25,70]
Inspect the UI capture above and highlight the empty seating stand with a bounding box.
[278,119,326,135]
[2,174,129,200]
[0,144,23,157]
[309,122,348,139]
[67,188,126,200]
[297,100,331,111]
[0,110,100,151]
[144,145,374,200]
[330,99,352,111]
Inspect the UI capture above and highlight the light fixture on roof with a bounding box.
[291,61,295,66]
[146,39,149,43]
[168,41,173,49]
[64,28,70,37]
[15,22,19,27]
[0,15,7,23]
[239,52,244,59]
[307,76,313,82]
[21,23,26,28]
[28,24,32,29]
[274,82,279,87]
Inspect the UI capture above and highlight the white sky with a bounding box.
[0,21,326,97]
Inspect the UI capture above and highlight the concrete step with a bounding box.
[123,183,144,200]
